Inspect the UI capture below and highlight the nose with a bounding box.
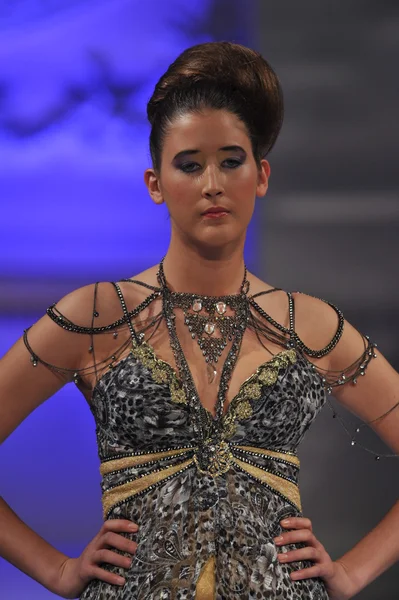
[202,165,224,198]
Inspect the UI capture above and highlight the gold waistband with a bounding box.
[232,445,300,467]
[100,444,301,518]
[100,446,195,476]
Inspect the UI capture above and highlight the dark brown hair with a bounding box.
[147,41,284,172]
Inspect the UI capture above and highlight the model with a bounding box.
[1,41,398,599]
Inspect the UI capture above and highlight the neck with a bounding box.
[160,243,247,296]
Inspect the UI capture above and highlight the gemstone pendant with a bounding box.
[216,301,226,315]
[193,298,202,312]
[207,363,217,383]
[204,322,215,335]
[192,299,202,312]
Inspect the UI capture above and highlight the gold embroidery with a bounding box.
[233,445,300,467]
[100,447,196,476]
[239,382,263,400]
[258,367,281,385]
[193,440,234,476]
[130,341,187,404]
[102,458,194,518]
[195,555,216,600]
[233,457,302,511]
[152,365,169,384]
[130,340,296,439]
[222,349,297,438]
[234,400,253,420]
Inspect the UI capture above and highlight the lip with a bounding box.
[203,211,229,219]
[202,207,229,215]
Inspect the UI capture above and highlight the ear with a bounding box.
[144,168,164,205]
[256,159,271,197]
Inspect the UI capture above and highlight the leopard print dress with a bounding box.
[23,280,376,599]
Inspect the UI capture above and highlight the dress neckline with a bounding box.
[92,335,299,421]
[112,280,294,425]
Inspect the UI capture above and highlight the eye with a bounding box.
[178,162,200,173]
[223,158,242,169]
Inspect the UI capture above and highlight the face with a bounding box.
[144,108,270,251]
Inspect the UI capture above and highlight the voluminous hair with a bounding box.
[147,41,284,172]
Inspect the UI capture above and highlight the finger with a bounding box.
[277,547,320,564]
[102,519,139,533]
[274,530,316,546]
[90,565,126,586]
[290,564,326,581]
[101,532,138,554]
[93,548,133,570]
[280,517,312,531]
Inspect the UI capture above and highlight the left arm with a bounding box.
[325,317,399,596]
[275,298,399,598]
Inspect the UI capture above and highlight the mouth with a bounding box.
[202,207,230,216]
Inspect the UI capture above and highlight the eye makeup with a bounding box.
[172,145,247,163]
[173,146,247,172]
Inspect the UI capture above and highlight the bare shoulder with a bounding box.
[20,282,122,362]
[290,290,344,352]
[291,290,376,380]
[250,280,350,364]
[0,281,113,444]
[18,280,131,377]
[248,274,340,344]
[51,282,112,323]
[51,280,141,328]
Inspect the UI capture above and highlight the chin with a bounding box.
[195,231,243,252]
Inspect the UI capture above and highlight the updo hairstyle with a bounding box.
[147,41,284,172]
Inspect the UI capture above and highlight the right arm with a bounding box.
[0,284,138,598]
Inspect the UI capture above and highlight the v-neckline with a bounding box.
[106,280,297,421]
[129,338,297,421]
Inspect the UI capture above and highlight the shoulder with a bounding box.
[291,291,373,377]
[250,279,345,355]
[52,267,160,328]
[23,282,122,364]
[291,291,344,354]
[20,281,132,383]
[48,281,123,328]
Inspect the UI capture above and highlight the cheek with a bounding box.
[227,165,258,191]
[228,177,257,209]
[162,174,197,202]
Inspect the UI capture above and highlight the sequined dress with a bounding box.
[23,279,376,600]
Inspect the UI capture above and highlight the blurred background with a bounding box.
[0,0,398,598]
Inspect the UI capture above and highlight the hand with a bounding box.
[274,517,356,600]
[55,519,139,599]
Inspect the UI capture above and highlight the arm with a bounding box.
[0,283,138,598]
[328,318,399,596]
[294,293,399,596]
[0,286,94,594]
[335,500,399,595]
[0,496,71,595]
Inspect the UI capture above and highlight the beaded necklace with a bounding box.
[156,256,251,444]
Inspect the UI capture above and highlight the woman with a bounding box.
[0,41,398,600]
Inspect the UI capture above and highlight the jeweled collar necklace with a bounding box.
[156,256,251,440]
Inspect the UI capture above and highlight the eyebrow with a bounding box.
[172,145,247,161]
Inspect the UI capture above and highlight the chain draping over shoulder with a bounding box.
[247,288,398,459]
[247,289,374,390]
[22,281,153,392]
[21,279,398,459]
